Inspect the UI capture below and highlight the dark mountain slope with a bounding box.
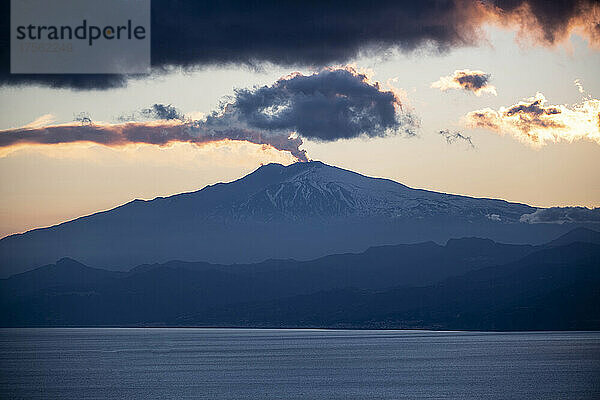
[0,236,534,326]
[1,231,597,329]
[0,258,122,299]
[546,227,600,247]
[192,242,600,330]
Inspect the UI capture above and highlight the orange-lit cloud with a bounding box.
[431,69,497,96]
[465,92,600,146]
[485,0,600,49]
[0,119,308,162]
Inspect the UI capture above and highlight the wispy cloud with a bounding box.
[574,79,585,94]
[432,69,497,96]
[438,129,475,147]
[465,93,600,146]
[141,104,186,121]
[117,104,187,123]
[21,114,57,129]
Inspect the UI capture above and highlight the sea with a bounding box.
[0,328,598,399]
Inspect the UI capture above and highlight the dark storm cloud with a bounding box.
[0,68,415,162]
[73,112,92,126]
[2,0,599,90]
[210,68,417,141]
[117,104,187,123]
[520,207,600,224]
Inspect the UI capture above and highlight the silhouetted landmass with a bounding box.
[1,228,598,330]
[198,242,599,331]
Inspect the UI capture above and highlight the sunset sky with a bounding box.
[1,1,599,238]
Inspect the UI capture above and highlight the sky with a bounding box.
[1,0,600,237]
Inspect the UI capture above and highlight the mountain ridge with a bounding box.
[1,230,598,330]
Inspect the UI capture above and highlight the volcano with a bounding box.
[0,161,583,276]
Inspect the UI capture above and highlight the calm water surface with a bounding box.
[0,328,598,399]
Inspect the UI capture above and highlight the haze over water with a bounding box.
[0,328,598,399]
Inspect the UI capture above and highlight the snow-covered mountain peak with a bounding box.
[231,161,533,221]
